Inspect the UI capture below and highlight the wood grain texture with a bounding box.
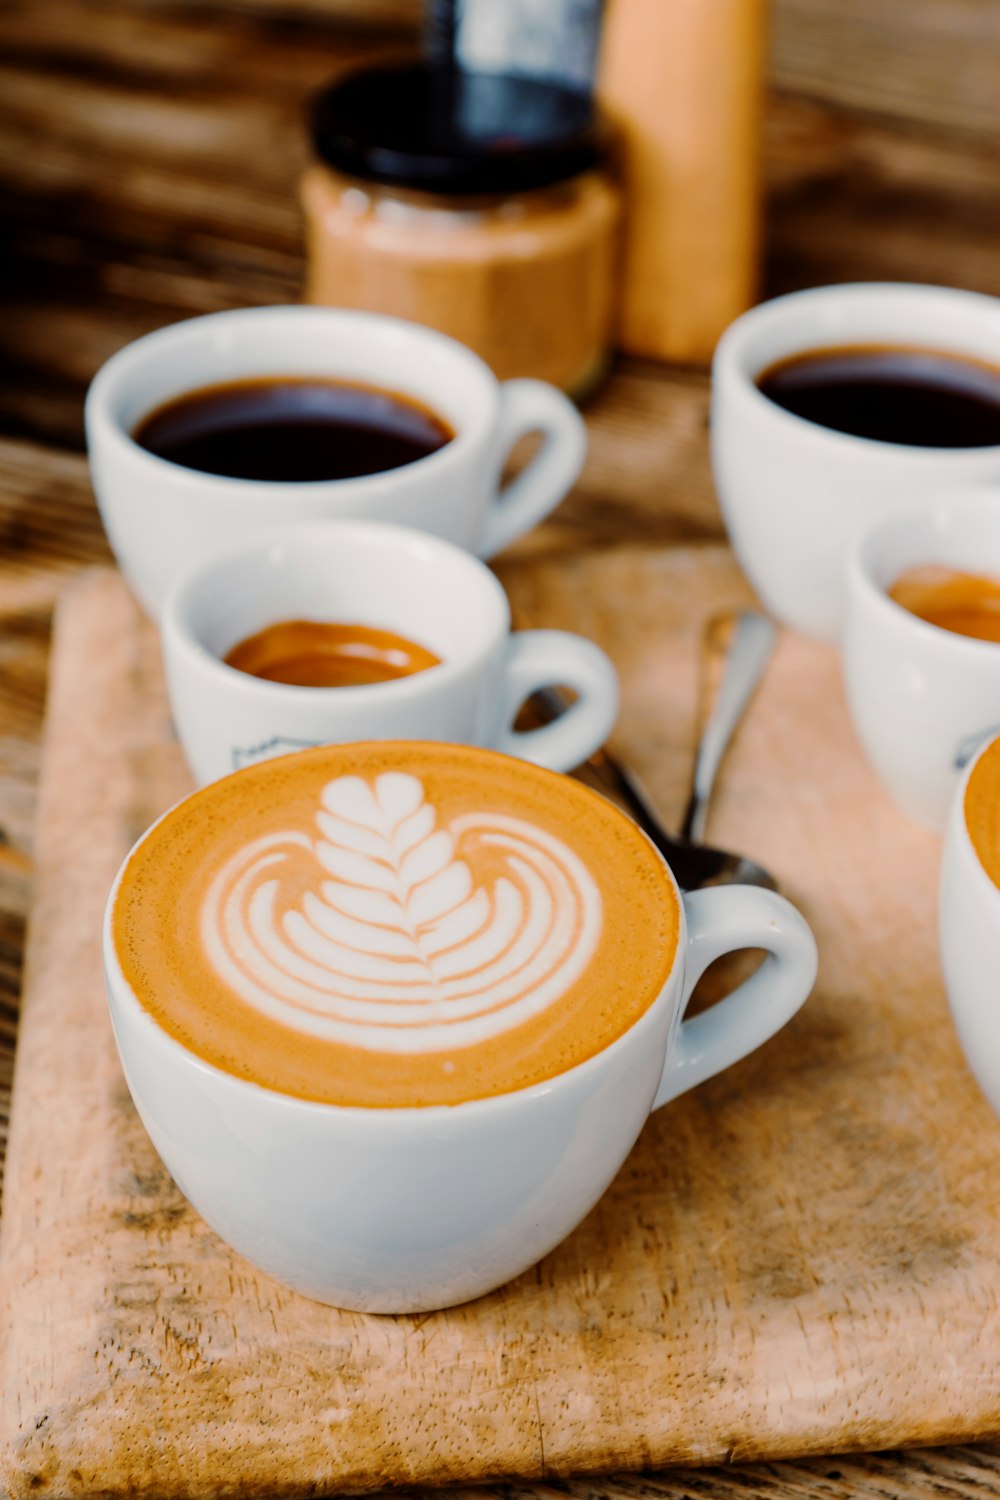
[3,558,1000,1496]
[771,0,1000,141]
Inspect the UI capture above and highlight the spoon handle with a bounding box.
[680,610,777,844]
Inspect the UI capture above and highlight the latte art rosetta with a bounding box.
[202,772,603,1052]
[114,742,679,1105]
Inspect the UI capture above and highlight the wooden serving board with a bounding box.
[3,551,1000,1498]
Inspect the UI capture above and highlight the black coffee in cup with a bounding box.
[133,377,454,482]
[756,345,1000,448]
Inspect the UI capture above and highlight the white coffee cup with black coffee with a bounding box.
[86,305,587,621]
[712,283,1000,642]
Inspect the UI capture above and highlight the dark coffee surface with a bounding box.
[757,345,1000,448]
[133,378,453,481]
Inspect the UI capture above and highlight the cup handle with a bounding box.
[477,380,587,560]
[493,629,619,772]
[652,885,818,1110]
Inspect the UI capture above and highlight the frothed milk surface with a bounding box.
[965,738,1000,892]
[112,743,678,1107]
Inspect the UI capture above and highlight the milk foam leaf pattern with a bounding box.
[201,772,603,1053]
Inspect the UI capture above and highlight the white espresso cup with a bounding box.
[712,283,1000,642]
[104,740,818,1313]
[161,519,619,785]
[85,305,586,621]
[842,489,1000,831]
[940,732,1000,1117]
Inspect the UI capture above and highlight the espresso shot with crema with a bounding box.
[223,620,442,688]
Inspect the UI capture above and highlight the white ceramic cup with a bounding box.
[842,489,1000,831]
[104,751,818,1314]
[85,305,587,621]
[161,519,619,785]
[712,283,1000,642]
[940,733,1000,1117]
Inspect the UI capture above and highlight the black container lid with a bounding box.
[310,62,608,197]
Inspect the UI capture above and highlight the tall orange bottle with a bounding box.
[598,0,767,364]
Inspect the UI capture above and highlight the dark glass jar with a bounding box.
[302,63,620,398]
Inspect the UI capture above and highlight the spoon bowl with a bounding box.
[576,748,777,892]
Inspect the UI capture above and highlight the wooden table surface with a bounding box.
[3,1,1000,1495]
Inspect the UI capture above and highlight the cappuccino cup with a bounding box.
[842,489,1000,830]
[712,283,1000,641]
[162,520,619,784]
[85,306,586,621]
[105,740,818,1313]
[940,732,1000,1117]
